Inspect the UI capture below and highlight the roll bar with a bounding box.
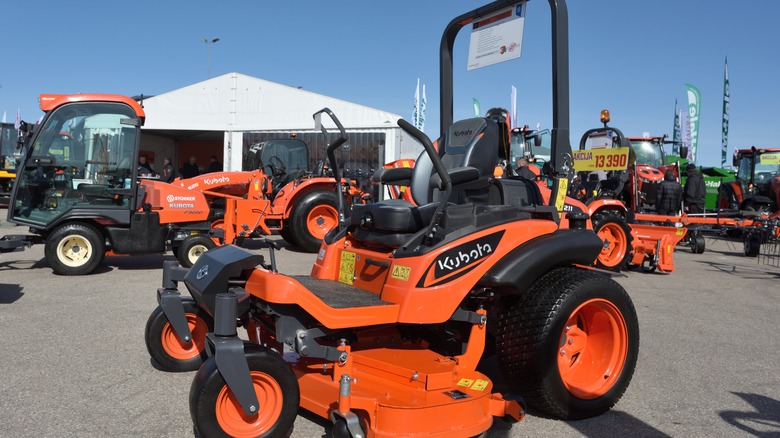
[439,0,572,206]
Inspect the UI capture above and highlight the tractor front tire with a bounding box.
[189,344,299,438]
[496,267,639,420]
[592,211,633,271]
[289,190,339,253]
[145,299,213,372]
[177,235,216,268]
[45,223,106,275]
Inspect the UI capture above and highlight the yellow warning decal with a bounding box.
[676,228,684,235]
[554,178,569,212]
[338,251,356,285]
[471,379,489,391]
[457,378,474,387]
[391,265,411,281]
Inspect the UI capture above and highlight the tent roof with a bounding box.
[141,72,402,132]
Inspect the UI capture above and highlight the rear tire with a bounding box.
[289,190,339,253]
[591,211,633,271]
[45,223,106,275]
[145,299,213,372]
[189,344,299,438]
[178,235,216,268]
[495,267,639,420]
[278,221,298,247]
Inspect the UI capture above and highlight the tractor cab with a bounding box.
[732,148,780,211]
[244,137,315,195]
[571,111,634,204]
[8,95,144,230]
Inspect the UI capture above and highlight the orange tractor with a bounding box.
[145,1,640,436]
[0,94,365,274]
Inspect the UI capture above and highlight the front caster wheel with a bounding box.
[496,267,639,420]
[144,299,213,372]
[190,344,299,438]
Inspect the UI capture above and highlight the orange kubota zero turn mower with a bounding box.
[145,1,639,436]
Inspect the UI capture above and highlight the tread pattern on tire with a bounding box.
[495,266,639,420]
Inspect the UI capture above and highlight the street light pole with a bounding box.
[200,37,220,79]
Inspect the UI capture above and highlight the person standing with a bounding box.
[656,170,683,215]
[181,156,200,179]
[162,157,176,183]
[206,155,223,173]
[137,156,156,177]
[684,163,707,214]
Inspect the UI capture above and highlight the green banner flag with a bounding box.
[473,98,481,117]
[685,84,701,163]
[721,58,730,167]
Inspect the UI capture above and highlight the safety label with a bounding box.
[338,251,356,285]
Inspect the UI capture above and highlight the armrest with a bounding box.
[372,167,414,186]
[429,166,480,190]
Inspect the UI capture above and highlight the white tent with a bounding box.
[141,72,420,172]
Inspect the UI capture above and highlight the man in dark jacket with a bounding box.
[684,163,707,214]
[181,156,200,179]
[656,170,682,215]
[206,155,223,173]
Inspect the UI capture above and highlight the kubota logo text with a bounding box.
[204,176,230,185]
[422,231,505,286]
[437,243,493,272]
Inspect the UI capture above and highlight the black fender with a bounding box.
[479,228,602,294]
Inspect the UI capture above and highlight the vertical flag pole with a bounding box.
[721,57,730,168]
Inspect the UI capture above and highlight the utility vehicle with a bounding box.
[0,98,363,274]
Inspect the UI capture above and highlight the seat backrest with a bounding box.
[410,118,499,206]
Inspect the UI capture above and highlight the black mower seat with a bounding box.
[350,199,438,233]
[351,117,499,248]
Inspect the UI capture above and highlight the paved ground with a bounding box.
[1,216,779,437]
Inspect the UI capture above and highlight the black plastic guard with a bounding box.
[480,228,602,293]
[184,245,264,317]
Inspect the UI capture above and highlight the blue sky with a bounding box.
[1,0,778,167]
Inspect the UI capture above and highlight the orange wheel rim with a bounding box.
[161,314,208,360]
[597,223,627,267]
[216,371,283,438]
[211,219,226,245]
[557,298,628,399]
[306,205,338,239]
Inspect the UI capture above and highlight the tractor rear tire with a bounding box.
[591,211,633,271]
[189,344,299,438]
[495,267,639,420]
[145,299,213,372]
[278,221,299,247]
[45,222,106,275]
[289,190,339,253]
[178,235,216,268]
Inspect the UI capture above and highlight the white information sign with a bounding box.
[467,2,525,71]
